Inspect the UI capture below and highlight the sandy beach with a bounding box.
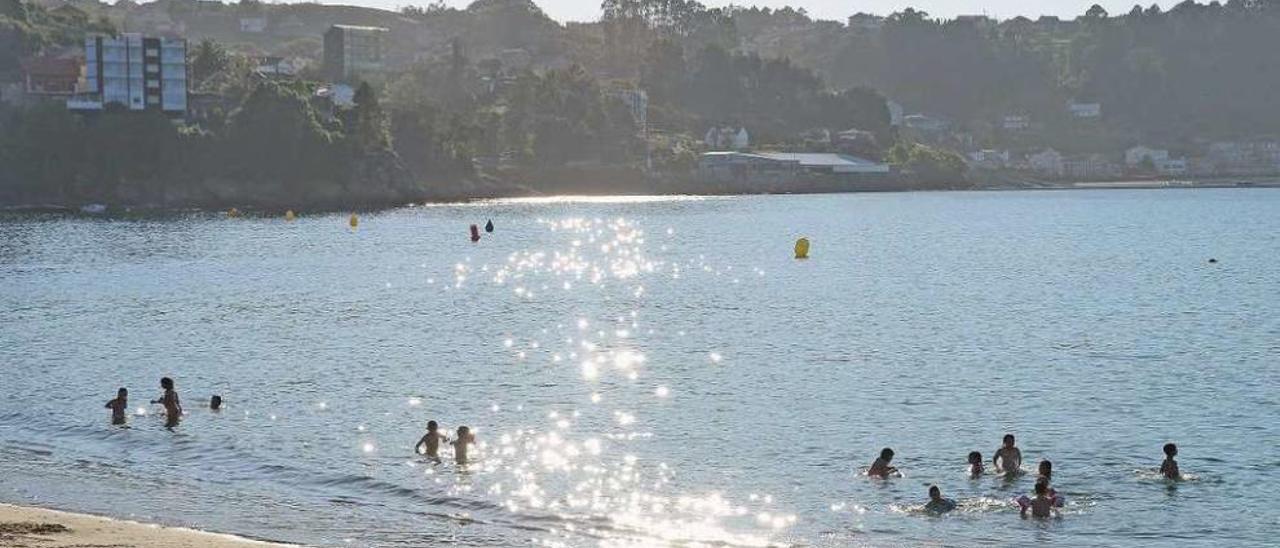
[0,504,294,548]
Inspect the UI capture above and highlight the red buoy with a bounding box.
[470,224,480,242]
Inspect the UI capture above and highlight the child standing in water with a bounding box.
[968,451,984,477]
[1021,479,1058,519]
[993,434,1022,475]
[1160,443,1181,480]
[867,448,898,478]
[104,388,128,425]
[1037,460,1053,482]
[1037,460,1065,507]
[415,420,449,460]
[151,377,182,428]
[451,426,475,464]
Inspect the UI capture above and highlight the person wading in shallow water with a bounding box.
[151,377,182,428]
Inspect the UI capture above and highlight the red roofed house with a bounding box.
[20,56,83,96]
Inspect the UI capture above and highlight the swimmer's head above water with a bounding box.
[1164,443,1178,457]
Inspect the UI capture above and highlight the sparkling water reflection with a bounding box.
[1,190,1278,547]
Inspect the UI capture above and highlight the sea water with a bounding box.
[1,190,1277,547]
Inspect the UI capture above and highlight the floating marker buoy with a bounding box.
[794,237,810,259]
[349,213,359,229]
[485,219,494,233]
[285,210,296,221]
[470,224,481,242]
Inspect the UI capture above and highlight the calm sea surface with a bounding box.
[1,190,1278,547]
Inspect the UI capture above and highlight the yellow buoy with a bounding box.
[349,213,359,229]
[794,237,810,259]
[285,210,296,221]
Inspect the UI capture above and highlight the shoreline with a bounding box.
[0,503,297,548]
[1,178,1277,216]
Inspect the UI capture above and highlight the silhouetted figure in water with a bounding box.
[485,219,494,233]
[415,420,449,461]
[1021,479,1058,519]
[105,388,128,425]
[925,485,956,514]
[968,451,984,477]
[210,395,223,410]
[1161,443,1181,480]
[151,377,182,428]
[868,448,898,478]
[994,434,1023,475]
[452,426,475,464]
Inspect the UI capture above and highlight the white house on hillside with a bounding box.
[704,127,749,150]
[240,17,267,33]
[1028,148,1064,176]
[1068,101,1101,119]
[1125,146,1169,166]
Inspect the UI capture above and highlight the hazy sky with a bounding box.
[325,1,1178,23]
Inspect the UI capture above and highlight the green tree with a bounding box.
[352,81,391,151]
[190,39,230,88]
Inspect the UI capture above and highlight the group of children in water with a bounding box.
[413,420,478,464]
[868,434,1184,518]
[104,377,220,429]
[106,380,480,464]
[108,385,1185,516]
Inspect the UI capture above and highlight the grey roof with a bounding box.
[701,151,889,173]
[755,152,882,168]
[330,24,389,32]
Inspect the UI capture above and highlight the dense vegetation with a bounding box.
[5,0,1280,206]
[741,1,1280,149]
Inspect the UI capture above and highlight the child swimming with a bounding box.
[415,420,449,460]
[924,485,956,514]
[993,434,1022,475]
[968,451,984,477]
[104,388,128,425]
[1160,443,1181,480]
[451,426,475,464]
[210,395,223,410]
[1020,479,1058,519]
[867,448,898,478]
[150,377,182,428]
[1038,459,1052,482]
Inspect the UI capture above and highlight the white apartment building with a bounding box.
[68,34,187,115]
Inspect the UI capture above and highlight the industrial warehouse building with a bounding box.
[698,152,891,190]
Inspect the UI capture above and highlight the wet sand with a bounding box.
[0,504,294,547]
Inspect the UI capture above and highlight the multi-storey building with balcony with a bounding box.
[67,33,187,116]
